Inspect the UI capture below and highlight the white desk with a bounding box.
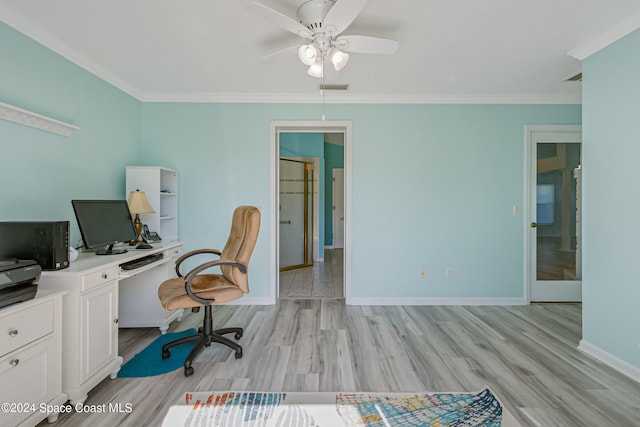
[38,241,184,405]
[0,290,67,427]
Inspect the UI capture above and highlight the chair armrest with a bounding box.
[174,248,222,277]
[183,259,248,305]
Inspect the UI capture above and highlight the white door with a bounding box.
[332,168,344,249]
[528,126,582,302]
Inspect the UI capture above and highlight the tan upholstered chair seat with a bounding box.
[156,206,260,377]
[159,275,244,310]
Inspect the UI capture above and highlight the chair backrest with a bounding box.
[220,206,261,293]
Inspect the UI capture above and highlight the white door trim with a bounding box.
[332,168,344,249]
[269,120,352,303]
[524,124,582,303]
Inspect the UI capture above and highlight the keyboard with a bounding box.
[120,253,164,271]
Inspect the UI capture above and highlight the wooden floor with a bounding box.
[42,298,640,426]
[279,249,344,299]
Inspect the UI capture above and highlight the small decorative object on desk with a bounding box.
[69,246,79,262]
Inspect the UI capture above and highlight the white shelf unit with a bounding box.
[126,166,179,242]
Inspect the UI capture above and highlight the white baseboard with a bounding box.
[578,340,640,383]
[346,297,526,306]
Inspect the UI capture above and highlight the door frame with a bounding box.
[524,124,582,303]
[332,168,344,249]
[270,120,352,303]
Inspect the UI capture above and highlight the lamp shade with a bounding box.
[298,43,319,66]
[327,47,349,71]
[127,190,155,214]
[307,60,324,78]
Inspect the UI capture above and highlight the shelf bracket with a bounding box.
[0,101,79,137]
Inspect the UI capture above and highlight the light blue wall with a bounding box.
[582,28,640,370]
[342,104,581,299]
[0,22,141,246]
[141,103,581,302]
[280,132,325,254]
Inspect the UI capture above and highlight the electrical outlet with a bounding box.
[419,268,426,279]
[445,268,453,279]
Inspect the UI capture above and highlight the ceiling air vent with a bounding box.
[319,84,350,91]
[566,72,582,82]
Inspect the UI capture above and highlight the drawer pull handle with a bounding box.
[10,359,19,367]
[8,329,18,337]
[102,273,108,279]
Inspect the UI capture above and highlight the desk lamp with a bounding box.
[127,189,155,245]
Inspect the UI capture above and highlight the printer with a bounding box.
[0,258,41,309]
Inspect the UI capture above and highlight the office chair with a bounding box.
[157,205,260,376]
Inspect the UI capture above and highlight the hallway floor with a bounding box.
[279,249,343,299]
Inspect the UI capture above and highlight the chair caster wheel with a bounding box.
[235,332,243,340]
[162,350,171,359]
[184,366,194,377]
[235,349,243,359]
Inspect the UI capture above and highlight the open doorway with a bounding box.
[269,121,351,302]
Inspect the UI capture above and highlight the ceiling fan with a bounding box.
[247,0,399,78]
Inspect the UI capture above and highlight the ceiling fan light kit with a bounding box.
[299,43,320,65]
[327,46,349,70]
[248,0,398,78]
[307,60,324,78]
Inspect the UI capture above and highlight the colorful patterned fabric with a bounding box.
[165,388,511,427]
[336,388,503,426]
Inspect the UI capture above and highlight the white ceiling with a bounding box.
[2,0,640,103]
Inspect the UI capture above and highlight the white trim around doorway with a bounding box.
[524,124,582,304]
[269,120,352,304]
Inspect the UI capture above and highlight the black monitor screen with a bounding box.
[71,200,137,255]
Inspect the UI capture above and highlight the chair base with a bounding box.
[161,305,243,377]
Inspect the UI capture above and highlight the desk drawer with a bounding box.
[164,246,182,259]
[0,299,54,357]
[0,335,58,427]
[82,266,118,291]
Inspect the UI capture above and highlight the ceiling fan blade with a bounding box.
[323,0,368,36]
[335,35,399,54]
[258,43,301,64]
[247,2,313,39]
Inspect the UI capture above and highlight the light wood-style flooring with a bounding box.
[41,298,640,427]
[279,249,343,299]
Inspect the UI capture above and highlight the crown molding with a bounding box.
[0,5,143,100]
[568,12,640,60]
[140,91,581,105]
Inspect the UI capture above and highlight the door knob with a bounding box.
[530,222,537,228]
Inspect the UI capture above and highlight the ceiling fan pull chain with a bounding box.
[321,60,326,121]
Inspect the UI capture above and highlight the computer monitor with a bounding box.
[71,200,137,255]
